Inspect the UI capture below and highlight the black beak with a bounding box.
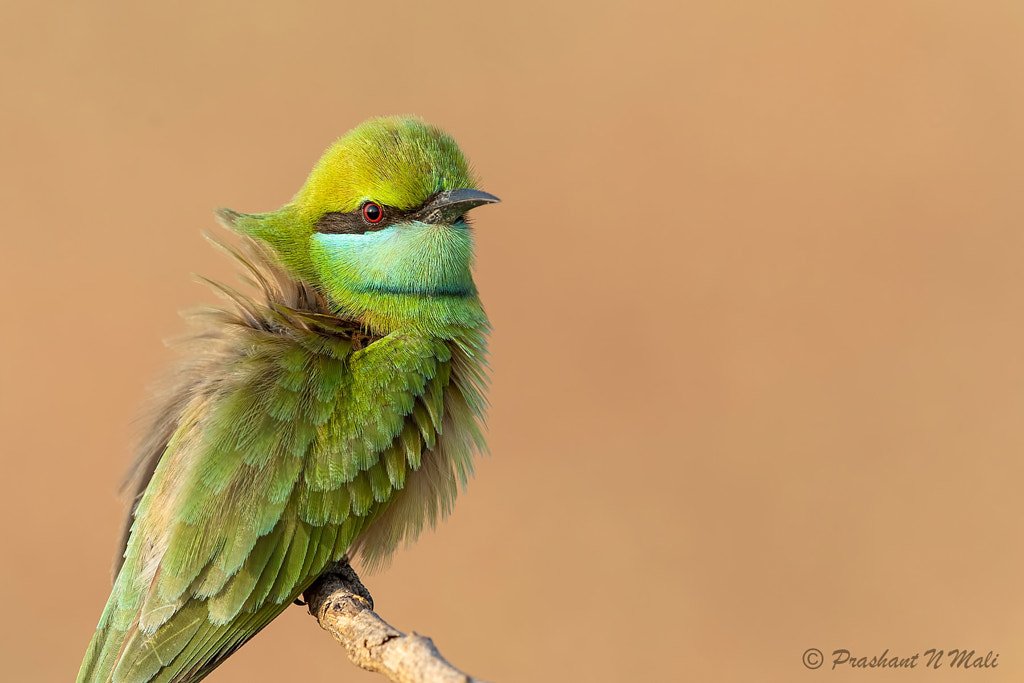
[418,189,501,224]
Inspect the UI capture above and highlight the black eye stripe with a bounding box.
[315,211,374,235]
[313,190,479,235]
[315,202,408,235]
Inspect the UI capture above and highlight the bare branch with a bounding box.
[303,560,490,683]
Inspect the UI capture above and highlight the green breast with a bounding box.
[78,281,488,683]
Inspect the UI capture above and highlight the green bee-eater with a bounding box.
[76,116,498,683]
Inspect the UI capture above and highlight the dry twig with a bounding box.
[303,560,490,683]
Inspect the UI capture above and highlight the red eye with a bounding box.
[362,202,383,224]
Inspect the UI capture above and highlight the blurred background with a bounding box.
[3,1,1024,681]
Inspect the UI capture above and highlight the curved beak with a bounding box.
[419,188,501,224]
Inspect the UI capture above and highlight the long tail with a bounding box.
[76,597,291,683]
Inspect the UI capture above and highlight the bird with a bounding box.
[76,116,499,683]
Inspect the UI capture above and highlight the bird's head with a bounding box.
[218,116,498,336]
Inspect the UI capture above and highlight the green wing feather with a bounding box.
[75,241,477,683]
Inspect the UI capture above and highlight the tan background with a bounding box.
[3,1,1024,681]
